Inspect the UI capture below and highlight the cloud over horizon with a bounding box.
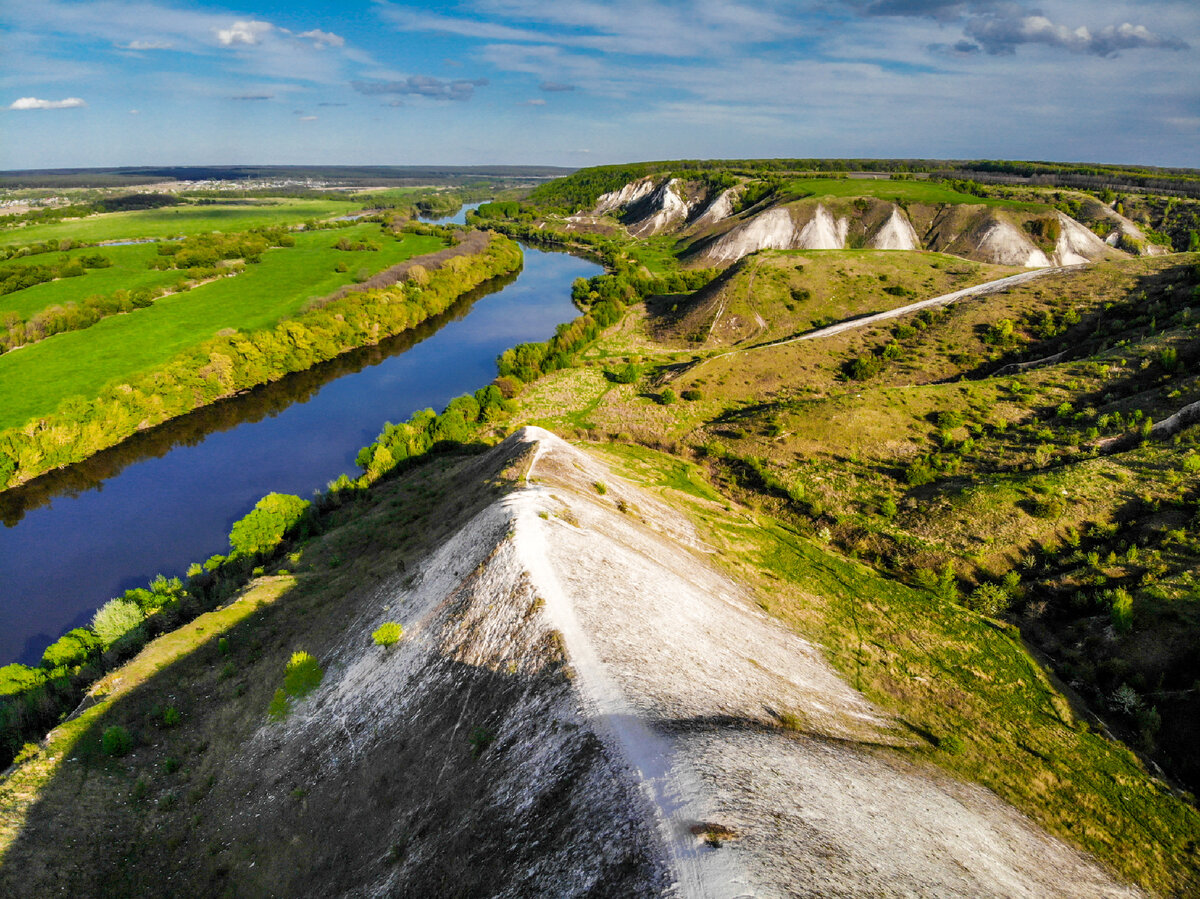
[9,96,87,110]
[351,75,490,101]
[215,20,272,47]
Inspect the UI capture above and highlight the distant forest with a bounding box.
[0,164,576,189]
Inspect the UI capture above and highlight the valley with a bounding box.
[2,160,1199,897]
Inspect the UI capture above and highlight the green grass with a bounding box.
[0,575,295,858]
[779,178,1045,210]
[596,442,724,502]
[592,438,1199,895]
[0,243,186,320]
[0,226,444,430]
[0,199,355,248]
[744,522,1198,895]
[627,235,681,275]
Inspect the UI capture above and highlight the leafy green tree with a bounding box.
[0,663,42,697]
[91,598,145,648]
[229,492,311,557]
[40,628,101,669]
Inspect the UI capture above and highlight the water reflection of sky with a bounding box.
[0,244,599,665]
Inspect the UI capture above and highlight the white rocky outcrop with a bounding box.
[246,427,1145,898]
[702,207,799,264]
[593,177,657,215]
[1096,206,1169,256]
[627,178,693,237]
[795,204,849,250]
[1052,211,1114,265]
[691,187,740,229]
[976,220,1052,268]
[868,205,921,250]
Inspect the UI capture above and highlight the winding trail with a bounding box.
[509,429,754,899]
[685,263,1085,375]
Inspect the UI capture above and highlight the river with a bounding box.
[0,208,599,665]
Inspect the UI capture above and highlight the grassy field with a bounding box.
[0,243,186,320]
[0,198,356,248]
[779,177,1045,209]
[0,226,444,430]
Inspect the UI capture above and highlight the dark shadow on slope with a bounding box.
[0,438,670,898]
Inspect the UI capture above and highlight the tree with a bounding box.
[91,599,145,648]
[228,493,311,557]
[40,628,101,669]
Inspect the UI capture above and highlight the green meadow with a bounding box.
[0,243,186,321]
[780,177,1044,209]
[0,198,355,248]
[0,226,444,430]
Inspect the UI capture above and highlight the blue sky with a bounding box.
[1,0,1197,170]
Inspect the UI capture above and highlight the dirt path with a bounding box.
[511,433,752,899]
[685,264,1084,374]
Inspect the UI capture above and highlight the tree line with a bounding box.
[0,231,522,489]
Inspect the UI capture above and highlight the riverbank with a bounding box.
[0,228,521,490]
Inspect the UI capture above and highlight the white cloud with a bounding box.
[215,20,272,47]
[523,98,547,105]
[297,29,345,48]
[378,0,803,57]
[965,14,1189,56]
[119,39,174,50]
[9,96,87,110]
[299,115,318,121]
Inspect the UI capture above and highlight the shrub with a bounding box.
[162,706,181,728]
[681,388,702,401]
[608,362,641,384]
[267,688,289,722]
[101,725,133,757]
[593,481,607,495]
[229,493,311,558]
[846,354,882,381]
[904,458,937,486]
[659,387,677,405]
[939,734,965,754]
[372,622,403,647]
[964,583,1010,617]
[282,651,323,699]
[469,726,495,758]
[91,599,145,648]
[1108,587,1134,632]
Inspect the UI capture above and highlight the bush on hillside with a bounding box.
[372,622,403,647]
[40,628,101,670]
[101,725,132,757]
[91,599,145,649]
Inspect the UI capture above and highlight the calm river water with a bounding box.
[0,217,599,665]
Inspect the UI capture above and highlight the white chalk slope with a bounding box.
[268,428,1143,898]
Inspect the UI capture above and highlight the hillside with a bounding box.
[0,428,1167,897]
[3,159,1200,897]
